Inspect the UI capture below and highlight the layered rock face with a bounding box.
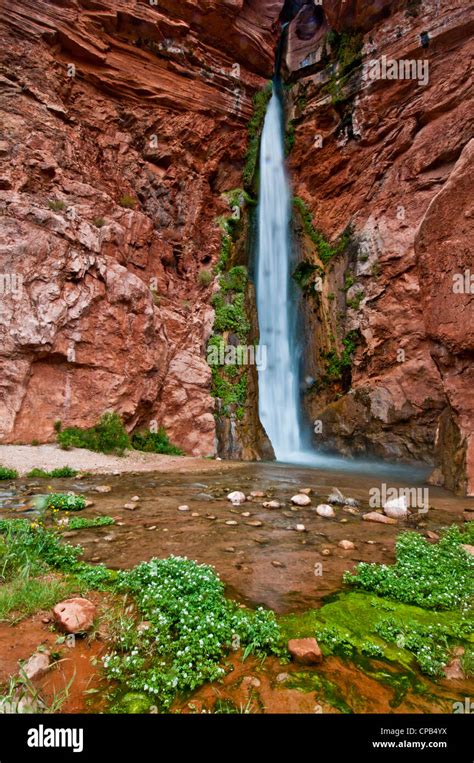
[0,0,277,454]
[287,0,474,493]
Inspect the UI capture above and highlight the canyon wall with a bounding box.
[0,0,276,455]
[0,0,472,493]
[286,0,474,494]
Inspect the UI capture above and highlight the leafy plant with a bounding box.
[46,493,86,512]
[0,467,18,480]
[57,412,130,455]
[243,82,273,189]
[66,516,115,530]
[93,217,105,228]
[131,429,184,456]
[344,524,474,610]
[26,467,78,479]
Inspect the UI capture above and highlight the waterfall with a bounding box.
[256,84,306,462]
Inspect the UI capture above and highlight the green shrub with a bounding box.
[344,524,474,610]
[0,467,18,480]
[119,195,137,209]
[131,429,184,456]
[66,516,115,530]
[219,266,247,294]
[46,493,86,512]
[212,293,250,339]
[57,412,130,455]
[93,217,105,228]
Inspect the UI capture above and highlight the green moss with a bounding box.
[346,290,364,310]
[243,82,273,189]
[323,31,364,106]
[285,120,295,156]
[293,197,351,265]
[280,587,473,681]
[292,260,323,295]
[320,330,360,387]
[119,194,137,209]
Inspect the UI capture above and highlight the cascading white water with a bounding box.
[256,85,306,462]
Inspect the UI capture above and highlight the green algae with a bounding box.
[284,671,354,714]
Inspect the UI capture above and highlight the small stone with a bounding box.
[227,491,246,505]
[52,598,96,634]
[91,556,101,562]
[316,504,335,518]
[124,503,137,511]
[23,651,50,681]
[327,487,345,504]
[242,675,261,688]
[131,496,140,502]
[241,511,251,517]
[41,617,51,624]
[443,658,464,680]
[362,512,397,525]
[288,638,322,665]
[146,525,157,531]
[271,560,285,568]
[246,520,263,527]
[291,494,311,506]
[340,518,348,523]
[426,530,439,541]
[383,496,408,519]
[296,524,306,532]
[250,491,265,498]
[191,512,200,517]
[321,548,331,556]
[226,520,238,526]
[225,547,236,553]
[276,672,289,683]
[95,485,112,493]
[263,500,281,509]
[338,539,355,550]
[343,505,359,515]
[178,505,190,512]
[460,544,474,557]
[299,488,311,495]
[103,535,114,542]
[84,500,95,508]
[206,515,217,520]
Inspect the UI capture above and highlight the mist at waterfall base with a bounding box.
[255,85,427,482]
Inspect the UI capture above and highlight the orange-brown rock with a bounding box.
[0,0,280,455]
[289,0,474,494]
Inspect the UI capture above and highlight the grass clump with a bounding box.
[211,292,250,340]
[130,429,183,456]
[119,195,137,209]
[198,269,213,287]
[320,330,360,388]
[26,467,78,479]
[0,467,18,480]
[0,577,74,623]
[48,199,66,212]
[45,493,86,512]
[344,524,474,610]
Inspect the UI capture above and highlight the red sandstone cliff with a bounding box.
[0,0,472,493]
